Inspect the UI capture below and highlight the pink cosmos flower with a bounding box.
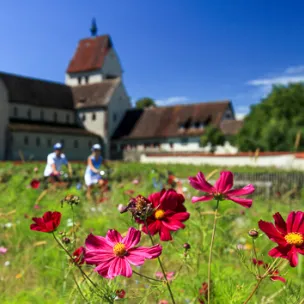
[0,247,8,255]
[155,271,175,282]
[84,227,162,279]
[189,171,255,208]
[158,301,169,304]
[258,211,304,267]
[132,179,139,185]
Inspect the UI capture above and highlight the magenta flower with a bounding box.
[84,227,162,279]
[0,247,8,255]
[189,171,255,208]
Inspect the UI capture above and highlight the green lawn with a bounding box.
[0,162,303,303]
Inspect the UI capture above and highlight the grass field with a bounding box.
[0,162,303,303]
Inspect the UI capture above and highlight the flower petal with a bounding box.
[287,246,299,267]
[122,227,141,249]
[162,219,185,231]
[160,189,178,211]
[126,244,162,266]
[85,233,113,252]
[191,195,213,203]
[84,250,115,264]
[188,172,214,193]
[258,220,286,246]
[291,211,304,232]
[159,225,172,241]
[107,258,133,278]
[168,212,190,222]
[142,220,162,236]
[226,184,255,197]
[268,246,288,259]
[94,259,114,278]
[148,190,164,208]
[106,229,123,245]
[214,171,233,193]
[273,212,287,235]
[270,275,286,283]
[226,196,253,208]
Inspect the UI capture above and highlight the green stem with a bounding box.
[72,271,89,303]
[133,270,162,282]
[207,200,220,304]
[252,239,261,277]
[71,205,76,246]
[144,221,176,304]
[243,278,263,304]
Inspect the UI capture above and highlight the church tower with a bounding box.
[65,19,123,86]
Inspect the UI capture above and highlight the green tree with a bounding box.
[135,97,156,109]
[236,83,304,151]
[200,126,226,153]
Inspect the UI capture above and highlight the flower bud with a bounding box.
[248,229,259,238]
[183,243,191,250]
[62,237,71,244]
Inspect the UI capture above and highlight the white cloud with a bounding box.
[155,96,189,106]
[248,75,304,87]
[285,65,304,74]
[235,106,250,120]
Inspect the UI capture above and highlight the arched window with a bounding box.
[36,137,40,147]
[53,112,57,122]
[13,107,18,117]
[92,113,96,121]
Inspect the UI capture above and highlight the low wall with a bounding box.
[140,152,304,170]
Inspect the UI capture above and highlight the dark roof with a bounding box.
[8,120,98,137]
[0,71,74,110]
[112,101,232,140]
[66,35,112,73]
[72,78,120,109]
[220,120,243,135]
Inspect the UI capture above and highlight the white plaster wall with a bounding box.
[102,49,123,77]
[77,109,106,138]
[10,132,99,161]
[0,79,9,160]
[65,70,103,86]
[140,154,304,170]
[9,103,76,124]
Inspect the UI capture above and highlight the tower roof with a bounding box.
[66,35,113,74]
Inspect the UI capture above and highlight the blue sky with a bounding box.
[1,1,304,118]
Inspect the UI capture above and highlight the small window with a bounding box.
[85,76,89,84]
[36,137,40,147]
[13,107,18,117]
[54,112,57,122]
[66,114,70,123]
[40,110,44,120]
[27,109,32,119]
[78,77,81,85]
[181,138,188,145]
[24,136,29,145]
[113,113,117,122]
[47,139,52,147]
[82,114,86,122]
[74,140,78,148]
[92,113,96,121]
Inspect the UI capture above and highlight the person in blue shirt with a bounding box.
[85,144,105,199]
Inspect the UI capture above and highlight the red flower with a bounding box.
[30,179,40,189]
[167,174,176,185]
[30,211,61,233]
[189,171,255,208]
[258,211,304,267]
[252,258,285,283]
[116,289,126,299]
[198,282,209,304]
[85,227,162,279]
[142,189,190,241]
[72,247,85,265]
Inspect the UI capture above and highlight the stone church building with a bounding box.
[0,25,242,161]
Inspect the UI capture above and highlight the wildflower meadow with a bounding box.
[0,162,303,303]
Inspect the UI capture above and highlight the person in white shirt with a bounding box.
[44,143,70,183]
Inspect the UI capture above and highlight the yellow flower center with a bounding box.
[113,243,127,256]
[154,209,165,220]
[284,232,303,246]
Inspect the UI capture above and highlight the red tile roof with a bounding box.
[220,119,244,135]
[66,35,112,73]
[112,101,233,140]
[71,78,120,109]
